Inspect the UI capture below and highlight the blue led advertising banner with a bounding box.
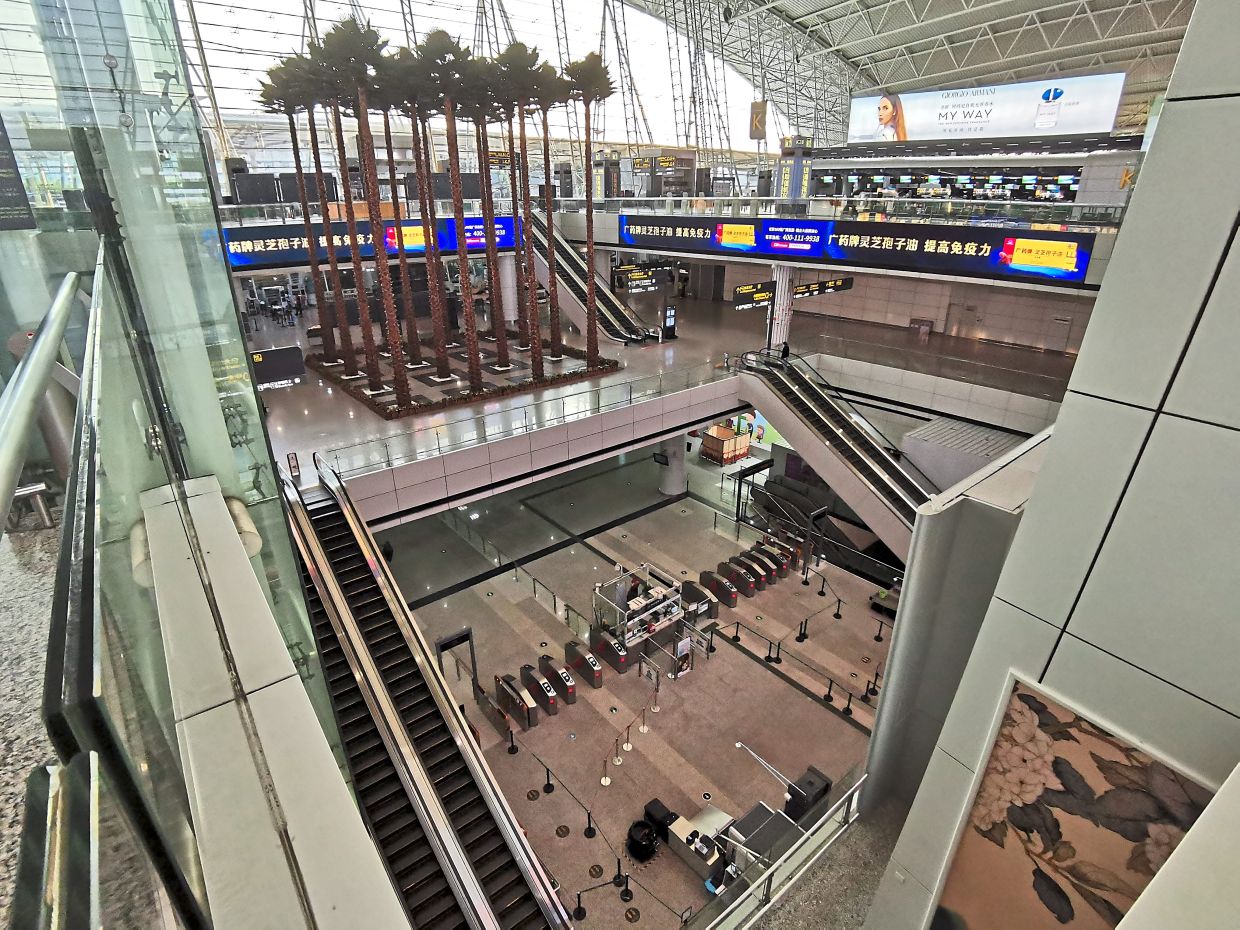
[617,215,1094,285]
[222,216,516,270]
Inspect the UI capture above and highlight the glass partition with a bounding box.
[556,196,1124,233]
[327,360,730,477]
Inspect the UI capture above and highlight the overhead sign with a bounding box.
[0,114,35,231]
[656,156,679,169]
[618,214,1095,286]
[250,345,305,390]
[486,150,513,167]
[732,280,776,312]
[624,268,661,294]
[221,216,517,270]
[793,277,854,299]
[749,101,768,140]
[846,73,1126,143]
[632,156,652,170]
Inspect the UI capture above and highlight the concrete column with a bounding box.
[769,264,794,350]
[498,253,519,322]
[593,246,611,281]
[658,436,687,496]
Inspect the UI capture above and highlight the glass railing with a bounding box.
[806,337,1070,402]
[685,769,867,928]
[218,199,489,227]
[326,360,732,478]
[556,195,1124,232]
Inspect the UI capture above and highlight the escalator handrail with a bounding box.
[311,455,572,930]
[766,349,936,497]
[530,211,646,339]
[742,349,932,504]
[529,217,631,337]
[280,471,495,930]
[526,220,629,344]
[739,351,920,523]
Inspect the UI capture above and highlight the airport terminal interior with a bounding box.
[1,0,1238,928]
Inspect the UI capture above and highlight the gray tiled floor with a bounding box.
[0,525,60,923]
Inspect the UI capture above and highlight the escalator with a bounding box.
[741,349,932,533]
[283,471,567,930]
[526,210,650,344]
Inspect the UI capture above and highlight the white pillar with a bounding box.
[769,264,794,350]
[498,253,519,322]
[594,246,611,280]
[658,436,687,496]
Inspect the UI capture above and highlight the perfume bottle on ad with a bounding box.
[1035,87,1064,129]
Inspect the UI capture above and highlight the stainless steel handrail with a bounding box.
[532,209,653,335]
[0,271,81,529]
[279,471,498,930]
[704,773,869,929]
[527,210,632,344]
[313,453,571,929]
[739,352,922,522]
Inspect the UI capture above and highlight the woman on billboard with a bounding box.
[875,93,907,142]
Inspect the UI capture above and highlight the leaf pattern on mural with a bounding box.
[962,686,1214,927]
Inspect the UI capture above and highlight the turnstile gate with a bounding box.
[589,628,630,674]
[539,654,577,704]
[565,641,604,688]
[496,673,539,729]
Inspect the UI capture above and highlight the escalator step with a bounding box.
[437,769,477,803]
[428,754,465,786]
[371,799,417,836]
[503,896,546,929]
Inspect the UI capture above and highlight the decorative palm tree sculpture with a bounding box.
[565,53,615,367]
[311,30,383,391]
[317,18,411,406]
[420,30,483,394]
[532,63,573,359]
[392,46,453,381]
[372,53,423,369]
[499,42,544,380]
[260,59,338,364]
[460,58,511,370]
[495,43,533,352]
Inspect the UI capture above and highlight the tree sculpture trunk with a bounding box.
[518,111,544,380]
[582,101,599,366]
[355,85,411,408]
[541,108,563,358]
[443,97,483,393]
[287,109,336,361]
[307,107,356,374]
[415,115,452,379]
[476,123,510,369]
[332,102,383,391]
[507,115,529,350]
[384,110,422,366]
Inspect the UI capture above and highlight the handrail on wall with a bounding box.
[0,272,81,529]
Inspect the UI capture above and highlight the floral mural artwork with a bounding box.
[936,683,1214,928]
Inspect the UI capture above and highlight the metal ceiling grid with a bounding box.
[635,0,1194,144]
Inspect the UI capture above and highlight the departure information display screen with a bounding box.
[617,215,1094,285]
[222,216,517,270]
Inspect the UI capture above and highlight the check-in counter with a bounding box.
[667,803,733,882]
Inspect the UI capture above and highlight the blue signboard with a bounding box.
[222,216,517,270]
[617,214,1094,285]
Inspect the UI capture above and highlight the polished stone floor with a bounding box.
[257,290,1073,480]
[0,524,60,923]
[404,490,872,930]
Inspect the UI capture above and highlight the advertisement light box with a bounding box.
[618,214,1095,286]
[846,72,1125,143]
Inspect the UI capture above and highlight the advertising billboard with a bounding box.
[846,73,1126,143]
[222,216,516,270]
[618,215,1095,285]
